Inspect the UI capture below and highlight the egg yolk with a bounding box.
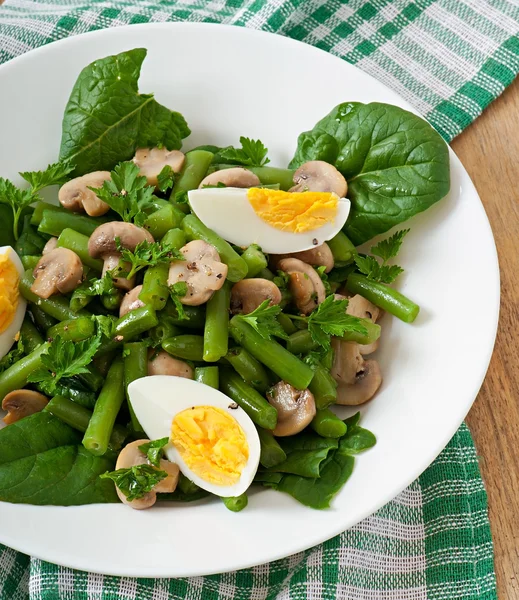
[0,251,19,334]
[247,188,338,233]
[171,406,249,486]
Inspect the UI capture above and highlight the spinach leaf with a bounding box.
[340,424,377,455]
[264,448,333,478]
[60,48,190,176]
[290,102,450,245]
[0,413,117,505]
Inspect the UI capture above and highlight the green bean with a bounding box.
[56,228,103,272]
[93,351,115,377]
[258,428,286,468]
[20,317,44,352]
[144,204,185,240]
[15,216,46,256]
[303,356,337,410]
[20,271,90,321]
[101,289,123,311]
[230,318,314,390]
[219,369,277,430]
[328,264,356,284]
[29,305,57,332]
[213,165,295,191]
[320,347,334,371]
[47,317,95,342]
[52,382,96,409]
[162,299,206,330]
[162,335,204,361]
[0,342,49,401]
[225,347,270,394]
[327,232,356,266]
[221,494,248,512]
[139,263,169,310]
[311,408,347,438]
[242,245,267,278]
[97,305,159,355]
[286,320,380,354]
[30,202,60,226]
[182,214,248,282]
[83,357,125,456]
[123,342,148,434]
[161,228,186,249]
[346,273,420,323]
[77,364,105,392]
[21,255,40,270]
[194,366,219,389]
[39,209,104,238]
[278,313,297,336]
[258,267,274,281]
[149,318,183,345]
[171,150,214,210]
[46,395,127,450]
[203,282,231,362]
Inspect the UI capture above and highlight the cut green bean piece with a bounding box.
[30,202,60,226]
[123,342,148,434]
[161,228,186,249]
[162,335,204,361]
[203,282,231,362]
[311,409,347,438]
[286,320,380,355]
[56,228,103,272]
[77,364,105,392]
[149,319,183,345]
[39,209,106,239]
[278,313,297,336]
[171,150,214,210]
[258,428,286,468]
[194,366,219,389]
[327,232,356,266]
[242,245,267,278]
[20,317,44,353]
[304,356,337,410]
[162,300,206,330]
[97,305,159,355]
[144,204,185,240]
[47,317,95,342]
[225,347,270,394]
[213,165,295,191]
[21,255,40,270]
[29,305,57,332]
[221,494,248,512]
[258,268,274,281]
[0,343,49,401]
[139,263,169,310]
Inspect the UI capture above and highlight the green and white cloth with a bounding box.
[0,1,515,598]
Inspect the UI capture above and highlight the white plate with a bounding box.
[0,23,499,577]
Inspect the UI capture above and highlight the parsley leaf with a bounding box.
[0,178,36,241]
[0,338,25,375]
[234,300,288,341]
[116,239,182,280]
[92,315,117,339]
[157,165,174,193]
[273,270,290,291]
[370,229,409,263]
[354,229,409,284]
[70,273,117,312]
[19,160,75,195]
[138,437,169,467]
[169,281,188,320]
[219,137,270,167]
[315,266,332,295]
[173,190,189,205]
[100,464,168,502]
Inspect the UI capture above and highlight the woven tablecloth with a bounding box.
[1,1,515,599]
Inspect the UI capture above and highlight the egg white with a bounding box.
[188,187,351,254]
[0,246,27,361]
[128,375,261,497]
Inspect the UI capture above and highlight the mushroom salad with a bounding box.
[0,48,450,510]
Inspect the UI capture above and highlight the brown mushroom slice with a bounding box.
[88,222,154,291]
[168,240,228,306]
[199,167,260,189]
[346,295,381,355]
[133,148,185,187]
[278,257,326,315]
[31,248,83,299]
[2,390,48,425]
[120,285,145,317]
[115,439,180,509]
[148,350,194,379]
[270,242,334,273]
[331,339,364,385]
[289,161,347,197]
[58,171,111,217]
[336,360,382,406]
[230,279,282,315]
[267,381,316,436]
[42,237,58,255]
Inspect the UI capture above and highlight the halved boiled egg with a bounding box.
[188,187,350,254]
[0,246,26,360]
[128,376,260,497]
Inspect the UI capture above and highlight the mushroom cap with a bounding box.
[133,148,185,187]
[2,389,48,425]
[58,171,111,217]
[148,350,194,379]
[290,161,347,197]
[346,294,381,323]
[31,248,83,299]
[88,221,155,259]
[267,381,316,436]
[42,237,58,255]
[331,339,364,385]
[336,360,382,405]
[270,242,334,273]
[119,285,145,317]
[168,240,228,306]
[278,257,326,315]
[230,278,282,315]
[102,255,135,292]
[199,167,261,189]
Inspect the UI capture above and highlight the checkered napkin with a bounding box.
[1,1,515,598]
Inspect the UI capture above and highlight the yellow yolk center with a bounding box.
[0,252,19,334]
[171,406,249,486]
[247,188,338,233]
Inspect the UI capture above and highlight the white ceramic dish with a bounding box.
[0,23,499,577]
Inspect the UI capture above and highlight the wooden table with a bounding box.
[451,77,519,599]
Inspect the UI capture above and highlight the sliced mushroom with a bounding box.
[133,148,185,187]
[278,257,325,315]
[148,350,193,379]
[199,167,260,189]
[331,339,364,385]
[42,237,58,255]
[336,361,382,406]
[119,285,145,317]
[346,294,381,355]
[31,248,83,299]
[58,171,111,217]
[2,390,48,425]
[168,240,228,306]
[270,243,334,273]
[230,279,282,315]
[88,222,154,291]
[115,439,180,510]
[267,381,316,436]
[289,160,347,197]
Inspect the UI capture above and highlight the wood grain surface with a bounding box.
[451,77,519,599]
